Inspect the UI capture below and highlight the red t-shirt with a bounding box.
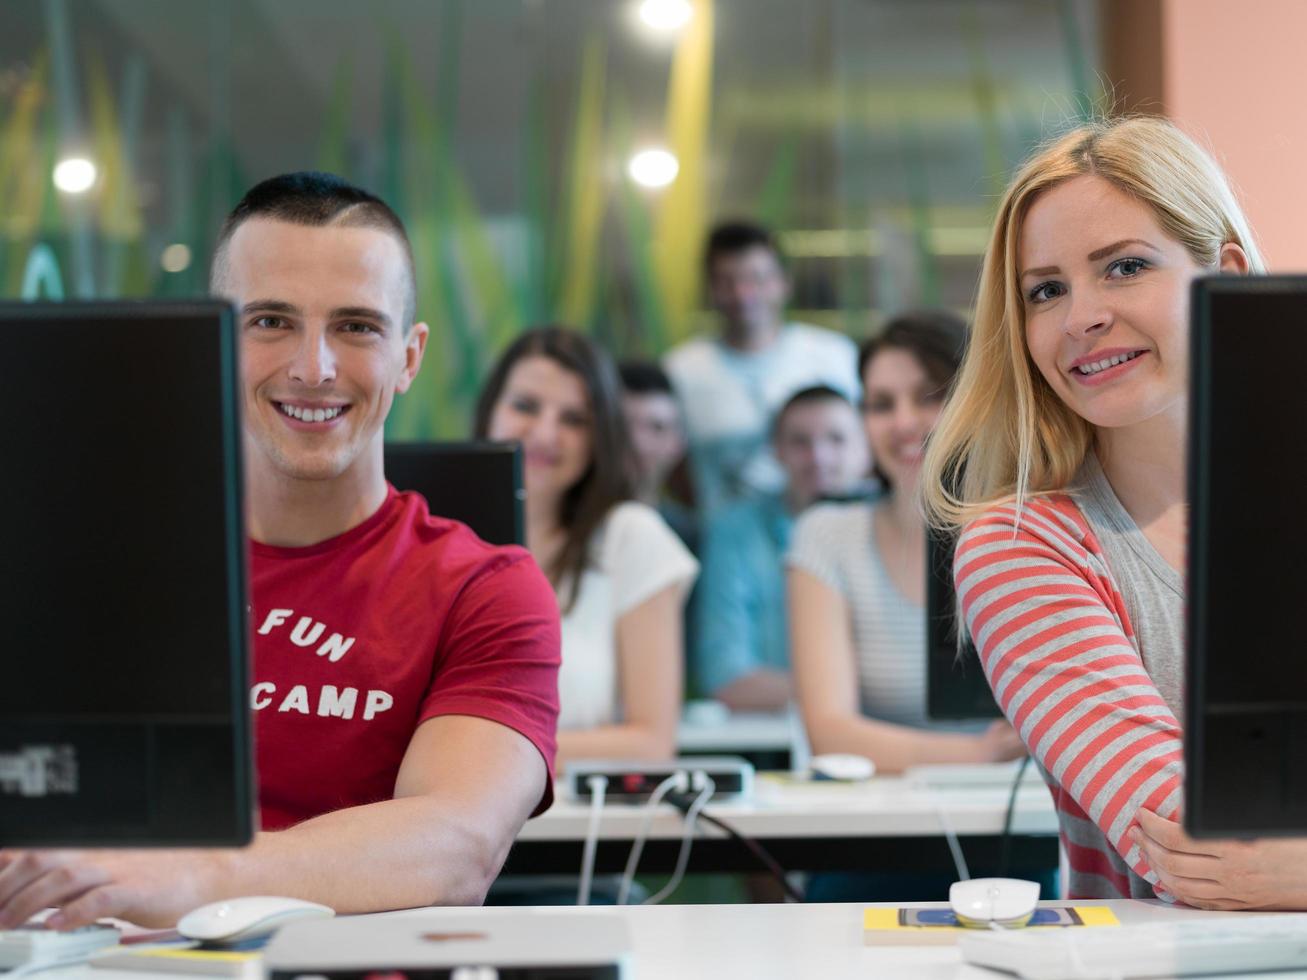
[249,487,560,831]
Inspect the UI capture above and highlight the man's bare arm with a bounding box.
[0,715,546,929]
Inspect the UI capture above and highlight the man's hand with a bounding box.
[0,848,232,930]
[0,718,547,932]
[1133,808,1307,911]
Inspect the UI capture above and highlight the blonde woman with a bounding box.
[922,116,1307,909]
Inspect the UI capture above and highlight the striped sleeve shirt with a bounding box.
[954,471,1185,900]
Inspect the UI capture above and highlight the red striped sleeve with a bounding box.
[955,496,1184,897]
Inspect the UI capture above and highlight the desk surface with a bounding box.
[64,901,1307,980]
[522,764,1057,841]
[507,765,1059,876]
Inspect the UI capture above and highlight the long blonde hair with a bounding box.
[921,116,1265,531]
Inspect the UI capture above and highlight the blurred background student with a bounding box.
[788,312,1024,770]
[787,312,1031,902]
[692,385,870,713]
[618,360,698,552]
[664,220,860,516]
[476,327,698,768]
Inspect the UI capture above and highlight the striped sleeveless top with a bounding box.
[954,456,1185,900]
[789,498,969,730]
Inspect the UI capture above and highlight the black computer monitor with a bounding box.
[0,301,252,846]
[384,442,525,546]
[926,526,1002,720]
[1186,275,1307,837]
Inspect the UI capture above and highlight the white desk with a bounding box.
[505,765,1058,875]
[525,766,1054,840]
[60,901,1307,980]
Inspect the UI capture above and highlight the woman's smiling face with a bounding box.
[1018,174,1219,433]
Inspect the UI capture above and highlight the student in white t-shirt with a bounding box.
[477,327,698,768]
[664,220,860,515]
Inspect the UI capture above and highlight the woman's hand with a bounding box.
[978,720,1028,763]
[1133,808,1307,910]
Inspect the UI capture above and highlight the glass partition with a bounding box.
[1,0,1101,436]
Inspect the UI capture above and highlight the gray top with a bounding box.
[788,499,969,730]
[1072,453,1186,723]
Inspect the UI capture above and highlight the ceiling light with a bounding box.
[53,157,96,194]
[638,0,693,32]
[628,148,679,189]
[161,243,192,273]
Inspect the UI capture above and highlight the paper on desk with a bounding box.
[863,905,1120,945]
[89,946,260,978]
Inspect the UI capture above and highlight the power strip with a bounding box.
[564,756,754,802]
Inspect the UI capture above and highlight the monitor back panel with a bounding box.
[926,526,1002,720]
[384,442,524,546]
[0,301,252,845]
[1187,276,1307,837]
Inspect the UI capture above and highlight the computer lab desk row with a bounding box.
[62,900,1307,980]
[502,766,1061,877]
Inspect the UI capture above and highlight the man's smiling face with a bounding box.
[220,217,426,485]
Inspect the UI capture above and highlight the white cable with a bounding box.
[616,772,685,905]
[935,799,970,882]
[644,773,715,905]
[913,776,970,881]
[576,774,608,906]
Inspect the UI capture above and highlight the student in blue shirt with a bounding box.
[691,386,870,711]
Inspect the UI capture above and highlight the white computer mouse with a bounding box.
[809,752,876,782]
[177,896,335,944]
[949,877,1040,928]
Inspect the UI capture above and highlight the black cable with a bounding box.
[665,793,806,902]
[999,754,1033,876]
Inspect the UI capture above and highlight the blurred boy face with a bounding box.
[774,397,869,510]
[622,390,686,491]
[708,245,789,341]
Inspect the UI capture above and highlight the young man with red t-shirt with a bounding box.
[0,173,561,929]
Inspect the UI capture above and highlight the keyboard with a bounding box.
[906,761,1034,787]
[958,914,1307,979]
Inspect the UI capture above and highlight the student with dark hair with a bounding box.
[617,360,696,550]
[477,328,697,767]
[787,313,1029,904]
[692,386,870,712]
[788,313,1023,773]
[663,219,860,515]
[0,172,561,929]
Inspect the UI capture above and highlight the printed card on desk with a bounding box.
[89,946,262,977]
[862,906,1120,945]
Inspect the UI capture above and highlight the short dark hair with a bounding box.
[474,327,635,612]
[858,310,967,390]
[210,171,417,329]
[703,219,783,277]
[771,385,853,441]
[618,360,675,397]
